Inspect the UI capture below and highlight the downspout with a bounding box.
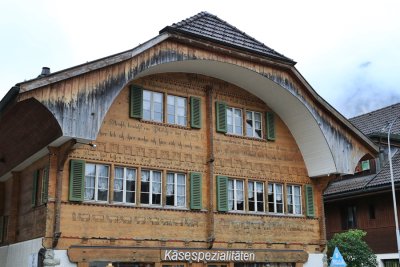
[52,139,76,248]
[206,86,215,249]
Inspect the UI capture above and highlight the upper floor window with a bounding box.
[287,184,302,215]
[85,163,109,202]
[268,183,284,214]
[246,111,262,138]
[341,205,357,230]
[248,180,264,212]
[32,167,49,207]
[114,167,136,204]
[141,169,162,205]
[166,172,186,207]
[227,107,243,135]
[167,95,187,126]
[143,90,163,122]
[228,178,245,211]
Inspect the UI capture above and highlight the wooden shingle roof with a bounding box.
[160,11,295,64]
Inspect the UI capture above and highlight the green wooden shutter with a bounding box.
[42,166,49,204]
[217,176,228,211]
[69,160,85,201]
[190,172,202,210]
[31,170,39,207]
[190,97,202,129]
[130,85,143,119]
[215,101,227,133]
[266,111,276,141]
[305,184,315,217]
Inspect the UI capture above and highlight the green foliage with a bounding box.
[327,229,377,267]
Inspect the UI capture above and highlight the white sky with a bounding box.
[1,0,399,117]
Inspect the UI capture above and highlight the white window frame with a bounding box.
[113,166,137,204]
[227,107,243,135]
[248,180,265,212]
[140,169,162,206]
[228,178,245,211]
[143,90,163,122]
[84,163,110,202]
[246,111,262,138]
[166,172,186,207]
[267,183,284,214]
[286,184,302,215]
[167,95,187,126]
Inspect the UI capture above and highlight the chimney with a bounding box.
[38,67,51,78]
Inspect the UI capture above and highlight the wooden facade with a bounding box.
[0,12,377,267]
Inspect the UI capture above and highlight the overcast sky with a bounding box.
[1,0,399,118]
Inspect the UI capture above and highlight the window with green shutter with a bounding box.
[266,111,276,141]
[305,184,315,217]
[216,101,227,133]
[190,97,202,129]
[130,85,143,119]
[69,159,85,201]
[190,172,202,210]
[217,176,228,211]
[31,170,39,207]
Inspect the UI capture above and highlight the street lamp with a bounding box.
[388,116,400,264]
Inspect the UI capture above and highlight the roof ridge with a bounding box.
[350,102,400,120]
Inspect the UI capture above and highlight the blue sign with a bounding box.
[330,247,347,267]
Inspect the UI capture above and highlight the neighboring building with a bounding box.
[324,103,400,267]
[0,12,377,267]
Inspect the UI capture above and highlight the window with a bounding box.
[246,111,262,138]
[369,204,376,219]
[268,183,284,213]
[166,172,186,207]
[167,95,187,126]
[248,181,264,212]
[114,167,136,204]
[143,90,163,122]
[287,185,302,215]
[341,205,357,229]
[85,163,109,202]
[227,107,243,135]
[32,167,49,207]
[228,179,245,211]
[141,170,162,205]
[0,216,8,244]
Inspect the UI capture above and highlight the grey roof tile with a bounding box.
[324,150,400,197]
[349,103,400,136]
[323,174,376,196]
[160,11,295,64]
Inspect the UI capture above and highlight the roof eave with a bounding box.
[17,33,171,92]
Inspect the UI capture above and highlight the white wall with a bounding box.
[54,250,76,267]
[376,253,398,267]
[303,253,325,267]
[0,238,42,267]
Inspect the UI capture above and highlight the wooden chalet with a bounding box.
[324,103,400,267]
[0,12,377,267]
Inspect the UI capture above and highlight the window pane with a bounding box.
[143,90,151,100]
[153,92,163,103]
[167,95,175,105]
[126,192,135,203]
[114,191,123,202]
